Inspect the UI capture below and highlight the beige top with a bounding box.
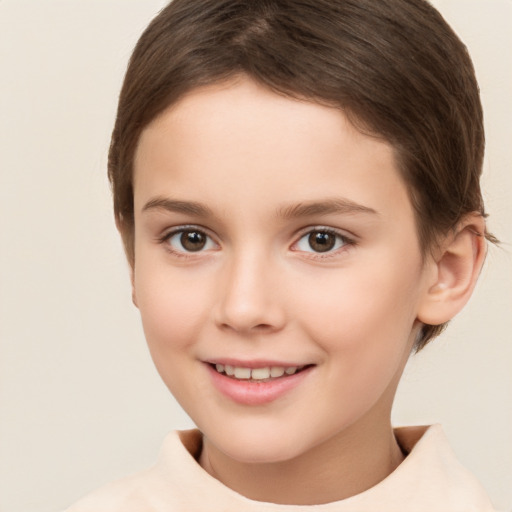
[65,425,496,511]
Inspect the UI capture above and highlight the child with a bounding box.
[67,0,498,509]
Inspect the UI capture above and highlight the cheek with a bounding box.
[133,267,213,405]
[303,280,417,423]
[134,265,209,355]
[294,260,421,375]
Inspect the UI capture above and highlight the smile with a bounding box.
[213,363,305,381]
[207,362,314,405]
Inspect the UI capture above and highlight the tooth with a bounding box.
[234,367,251,379]
[285,366,298,375]
[270,367,285,378]
[225,365,235,376]
[251,367,270,380]
[215,364,225,373]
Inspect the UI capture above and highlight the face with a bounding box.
[132,77,432,464]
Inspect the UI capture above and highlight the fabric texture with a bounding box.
[65,425,497,511]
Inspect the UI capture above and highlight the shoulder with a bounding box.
[64,470,153,512]
[64,430,202,512]
[390,424,498,512]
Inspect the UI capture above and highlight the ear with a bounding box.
[131,268,139,308]
[115,213,139,308]
[417,214,487,326]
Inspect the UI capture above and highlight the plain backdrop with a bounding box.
[0,1,511,511]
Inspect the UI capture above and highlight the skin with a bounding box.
[130,77,484,505]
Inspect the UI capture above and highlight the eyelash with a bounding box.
[158,225,356,259]
[293,227,356,258]
[158,225,218,258]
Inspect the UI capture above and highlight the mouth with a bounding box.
[209,363,312,382]
[206,361,315,405]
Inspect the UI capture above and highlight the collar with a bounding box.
[151,425,496,511]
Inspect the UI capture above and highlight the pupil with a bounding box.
[309,231,335,252]
[181,231,206,251]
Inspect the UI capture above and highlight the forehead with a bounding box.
[133,78,413,227]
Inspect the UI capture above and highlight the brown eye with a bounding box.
[180,230,207,251]
[165,228,216,253]
[308,231,336,252]
[295,229,349,254]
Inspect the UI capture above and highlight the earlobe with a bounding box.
[417,215,487,326]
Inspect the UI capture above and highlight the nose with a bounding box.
[213,249,286,334]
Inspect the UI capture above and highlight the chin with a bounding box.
[220,438,301,464]
[200,417,319,465]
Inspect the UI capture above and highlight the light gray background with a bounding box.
[1,1,510,511]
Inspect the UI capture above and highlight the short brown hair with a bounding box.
[109,0,493,350]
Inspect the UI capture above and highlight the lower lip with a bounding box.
[206,364,313,406]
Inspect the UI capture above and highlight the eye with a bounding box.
[295,229,351,254]
[165,228,217,253]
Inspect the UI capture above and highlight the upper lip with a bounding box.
[204,358,312,368]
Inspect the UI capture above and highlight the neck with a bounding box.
[199,413,405,505]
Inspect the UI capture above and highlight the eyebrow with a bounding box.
[142,197,214,217]
[277,198,378,219]
[141,196,378,219]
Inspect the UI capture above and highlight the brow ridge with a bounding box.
[277,198,378,219]
[142,196,377,220]
[142,197,213,217]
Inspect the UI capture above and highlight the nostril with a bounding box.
[213,279,287,333]
[219,322,278,334]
